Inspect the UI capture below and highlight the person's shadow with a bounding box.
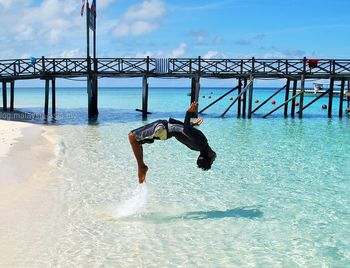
[181,206,263,220]
[137,206,263,223]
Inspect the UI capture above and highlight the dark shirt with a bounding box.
[131,111,209,153]
[167,111,208,153]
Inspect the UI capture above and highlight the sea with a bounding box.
[3,85,350,267]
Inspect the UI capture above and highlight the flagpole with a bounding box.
[86,0,90,61]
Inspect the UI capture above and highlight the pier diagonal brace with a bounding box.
[221,79,253,117]
[297,89,330,113]
[252,84,287,114]
[199,84,240,114]
[262,91,302,118]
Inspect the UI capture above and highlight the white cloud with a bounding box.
[98,0,117,10]
[131,21,159,35]
[169,43,187,58]
[203,51,220,59]
[111,0,166,37]
[0,0,14,9]
[124,0,166,20]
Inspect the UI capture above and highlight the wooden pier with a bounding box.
[1,56,350,119]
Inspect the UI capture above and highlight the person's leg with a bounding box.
[128,132,148,183]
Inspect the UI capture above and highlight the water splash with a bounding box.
[112,184,148,218]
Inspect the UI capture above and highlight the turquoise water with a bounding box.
[6,86,350,266]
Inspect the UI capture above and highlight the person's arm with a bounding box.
[184,102,198,131]
[128,133,148,183]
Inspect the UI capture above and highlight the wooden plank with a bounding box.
[284,78,290,117]
[44,79,49,118]
[10,81,14,111]
[199,84,239,114]
[339,79,345,117]
[291,80,297,117]
[328,77,334,118]
[2,81,7,112]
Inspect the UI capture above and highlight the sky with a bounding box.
[1,0,350,87]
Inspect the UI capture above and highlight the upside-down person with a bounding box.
[128,102,216,183]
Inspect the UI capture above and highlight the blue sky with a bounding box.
[1,0,350,87]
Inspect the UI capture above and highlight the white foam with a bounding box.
[112,184,148,218]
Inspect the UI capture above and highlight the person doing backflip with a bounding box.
[128,102,216,183]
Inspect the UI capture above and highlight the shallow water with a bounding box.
[2,86,350,267]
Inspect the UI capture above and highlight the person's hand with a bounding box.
[188,102,198,113]
[192,118,203,126]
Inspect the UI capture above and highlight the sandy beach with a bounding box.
[0,119,59,266]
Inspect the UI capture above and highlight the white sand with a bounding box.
[0,119,59,266]
[0,120,29,158]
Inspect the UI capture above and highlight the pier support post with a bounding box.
[142,76,149,120]
[44,79,50,119]
[2,81,7,112]
[237,78,242,117]
[346,80,350,108]
[339,79,345,117]
[190,76,200,117]
[52,78,56,117]
[92,75,98,116]
[87,76,99,119]
[298,75,305,118]
[284,78,290,117]
[247,75,254,118]
[10,81,14,112]
[242,78,247,117]
[291,80,297,117]
[328,77,334,118]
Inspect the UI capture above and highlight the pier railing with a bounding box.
[1,57,350,80]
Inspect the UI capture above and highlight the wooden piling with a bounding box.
[2,81,7,112]
[190,76,200,117]
[237,78,242,117]
[328,77,334,118]
[142,76,149,120]
[10,81,14,112]
[92,76,98,116]
[247,75,254,118]
[291,80,297,117]
[284,78,290,117]
[298,75,305,118]
[52,78,56,116]
[242,78,247,117]
[44,79,49,118]
[339,79,345,117]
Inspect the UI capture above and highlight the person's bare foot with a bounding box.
[138,164,148,183]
